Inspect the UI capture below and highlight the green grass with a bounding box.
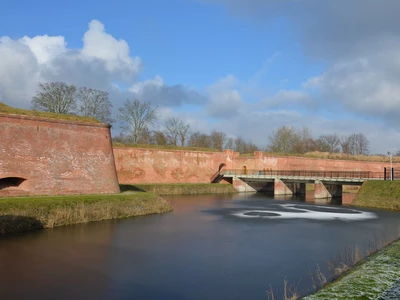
[120,183,238,195]
[0,102,100,123]
[353,181,400,210]
[238,151,400,163]
[113,142,219,152]
[0,192,172,235]
[305,238,400,299]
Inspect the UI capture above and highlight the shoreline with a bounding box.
[304,237,400,299]
[0,192,172,235]
[120,183,238,195]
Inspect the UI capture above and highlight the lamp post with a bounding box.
[388,151,393,181]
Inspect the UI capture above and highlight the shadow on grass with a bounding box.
[0,215,44,235]
[119,184,146,192]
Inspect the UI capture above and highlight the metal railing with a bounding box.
[222,169,399,180]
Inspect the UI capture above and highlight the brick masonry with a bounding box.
[0,113,120,196]
[113,147,232,184]
[1,112,396,196]
[114,149,398,184]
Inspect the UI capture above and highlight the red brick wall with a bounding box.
[233,152,397,173]
[114,149,396,185]
[0,113,120,196]
[113,147,231,184]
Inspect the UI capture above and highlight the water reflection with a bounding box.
[0,193,399,300]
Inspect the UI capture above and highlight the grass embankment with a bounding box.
[305,238,400,299]
[238,151,399,163]
[0,102,99,123]
[0,192,172,235]
[120,183,238,195]
[113,142,219,152]
[353,181,400,210]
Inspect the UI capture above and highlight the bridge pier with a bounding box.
[274,179,306,195]
[232,177,257,193]
[274,178,293,195]
[314,180,342,199]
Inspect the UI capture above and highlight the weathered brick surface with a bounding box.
[0,114,120,196]
[233,153,397,173]
[115,149,396,185]
[113,148,231,184]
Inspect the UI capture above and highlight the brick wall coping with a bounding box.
[112,146,223,154]
[0,112,111,128]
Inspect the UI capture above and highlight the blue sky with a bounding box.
[1,0,400,153]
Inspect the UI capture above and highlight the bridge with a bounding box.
[212,169,397,199]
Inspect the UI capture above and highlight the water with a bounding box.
[1,193,400,299]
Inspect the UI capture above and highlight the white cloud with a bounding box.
[260,90,315,109]
[205,75,244,117]
[0,19,142,108]
[130,75,164,94]
[20,35,66,64]
[129,75,205,107]
[81,20,141,79]
[0,37,39,105]
[304,47,400,122]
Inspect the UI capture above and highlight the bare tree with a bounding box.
[117,99,158,144]
[188,131,212,148]
[268,125,300,153]
[234,137,247,153]
[152,130,168,145]
[293,126,316,154]
[340,135,351,154]
[164,117,191,146]
[243,142,260,153]
[178,121,190,147]
[164,117,180,146]
[234,137,259,153]
[225,137,234,150]
[209,130,227,151]
[316,134,341,153]
[76,87,113,124]
[32,82,76,114]
[340,133,370,155]
[349,133,370,155]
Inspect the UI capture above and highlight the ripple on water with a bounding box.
[232,204,377,221]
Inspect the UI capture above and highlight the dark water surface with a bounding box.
[1,193,400,299]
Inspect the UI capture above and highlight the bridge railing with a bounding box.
[222,169,391,180]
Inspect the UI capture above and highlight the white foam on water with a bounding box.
[232,204,377,221]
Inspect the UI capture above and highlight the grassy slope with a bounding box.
[305,239,400,299]
[113,142,219,152]
[238,151,399,163]
[0,102,100,123]
[353,181,400,210]
[121,183,238,195]
[0,193,172,234]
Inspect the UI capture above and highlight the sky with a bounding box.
[1,0,400,154]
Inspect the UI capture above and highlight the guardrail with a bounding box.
[222,169,400,180]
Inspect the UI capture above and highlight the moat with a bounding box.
[1,193,400,299]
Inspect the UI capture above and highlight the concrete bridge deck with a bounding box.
[219,169,389,199]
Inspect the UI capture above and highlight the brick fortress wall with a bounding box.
[114,149,397,184]
[0,113,120,196]
[113,148,234,184]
